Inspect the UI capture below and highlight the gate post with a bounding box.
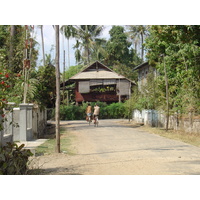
[19,103,33,141]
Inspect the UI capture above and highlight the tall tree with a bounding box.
[60,25,76,68]
[145,25,200,115]
[40,25,45,66]
[73,25,104,65]
[55,25,60,153]
[0,25,38,73]
[9,25,16,69]
[105,26,133,66]
[126,25,149,61]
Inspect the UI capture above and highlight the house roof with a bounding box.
[61,61,136,88]
[133,61,149,71]
[70,61,130,80]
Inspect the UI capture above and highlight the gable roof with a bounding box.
[61,61,136,87]
[69,61,126,80]
[133,61,149,71]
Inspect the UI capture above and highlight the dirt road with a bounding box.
[35,119,200,175]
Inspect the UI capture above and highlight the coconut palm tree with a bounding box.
[38,25,45,66]
[73,25,104,65]
[9,25,16,69]
[91,38,108,62]
[60,25,76,68]
[126,25,148,61]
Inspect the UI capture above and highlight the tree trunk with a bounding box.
[9,25,16,70]
[41,25,45,66]
[55,25,60,153]
[87,46,90,65]
[141,33,144,62]
[164,57,169,131]
[67,38,70,68]
[63,50,65,102]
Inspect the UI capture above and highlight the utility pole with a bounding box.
[163,55,169,131]
[55,25,60,153]
[63,50,65,102]
[23,25,31,104]
[118,78,121,103]
[128,81,132,122]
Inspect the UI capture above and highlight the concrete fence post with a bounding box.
[19,103,33,141]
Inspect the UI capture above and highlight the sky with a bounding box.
[35,25,112,72]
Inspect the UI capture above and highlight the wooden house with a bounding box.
[64,61,135,104]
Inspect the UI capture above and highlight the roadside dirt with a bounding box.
[33,119,200,175]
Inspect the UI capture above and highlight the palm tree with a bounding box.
[91,38,107,62]
[126,25,148,61]
[60,25,76,68]
[38,25,45,66]
[9,25,16,69]
[73,25,104,65]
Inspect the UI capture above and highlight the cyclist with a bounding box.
[86,103,92,122]
[93,103,100,125]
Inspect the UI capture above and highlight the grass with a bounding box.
[35,127,77,156]
[141,126,200,147]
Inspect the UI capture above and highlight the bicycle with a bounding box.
[88,115,92,126]
[94,115,99,127]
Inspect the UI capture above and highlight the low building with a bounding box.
[133,61,157,91]
[63,61,135,104]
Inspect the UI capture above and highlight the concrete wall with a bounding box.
[32,107,47,138]
[0,107,14,146]
[0,105,47,146]
[132,109,200,134]
[13,108,20,141]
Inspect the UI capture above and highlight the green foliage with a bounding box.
[57,102,127,120]
[144,25,200,114]
[60,104,85,120]
[126,25,149,61]
[34,64,56,108]
[0,25,9,48]
[0,142,33,175]
[0,25,39,106]
[73,25,104,65]
[105,26,134,66]
[63,65,82,80]
[0,25,38,73]
[103,102,125,119]
[0,68,13,130]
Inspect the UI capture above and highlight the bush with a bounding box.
[59,102,127,120]
[0,142,33,175]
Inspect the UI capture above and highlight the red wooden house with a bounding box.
[64,61,135,104]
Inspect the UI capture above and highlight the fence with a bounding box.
[0,103,47,146]
[132,109,200,134]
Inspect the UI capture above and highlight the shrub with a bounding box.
[59,102,127,120]
[0,142,33,175]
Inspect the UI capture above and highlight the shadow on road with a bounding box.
[62,120,142,130]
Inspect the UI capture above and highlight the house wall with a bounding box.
[138,64,156,91]
[75,80,131,103]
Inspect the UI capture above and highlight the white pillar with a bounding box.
[19,103,33,141]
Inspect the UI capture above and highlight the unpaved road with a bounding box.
[35,119,200,175]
